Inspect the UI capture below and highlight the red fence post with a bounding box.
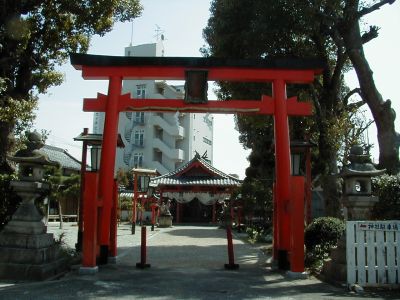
[136,226,150,268]
[224,226,239,269]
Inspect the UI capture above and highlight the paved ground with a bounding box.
[0,222,398,299]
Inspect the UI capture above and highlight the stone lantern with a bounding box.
[322,145,385,282]
[0,131,67,280]
[340,145,385,220]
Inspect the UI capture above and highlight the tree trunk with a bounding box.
[58,200,63,230]
[340,7,400,174]
[0,121,15,174]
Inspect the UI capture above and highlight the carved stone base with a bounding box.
[321,236,347,283]
[158,215,173,228]
[0,180,68,281]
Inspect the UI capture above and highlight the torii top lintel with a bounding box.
[70,53,324,115]
[71,53,323,83]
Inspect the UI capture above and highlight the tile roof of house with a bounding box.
[150,155,242,188]
[41,145,81,171]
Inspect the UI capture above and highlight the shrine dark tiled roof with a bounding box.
[150,156,242,187]
[41,145,81,171]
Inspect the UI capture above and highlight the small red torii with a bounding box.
[71,54,323,274]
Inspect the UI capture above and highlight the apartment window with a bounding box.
[203,137,212,146]
[136,84,146,99]
[134,130,144,146]
[134,112,145,123]
[133,153,143,168]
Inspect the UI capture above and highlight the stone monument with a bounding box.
[158,200,173,228]
[322,145,385,283]
[0,131,68,280]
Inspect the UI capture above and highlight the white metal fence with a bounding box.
[346,221,400,286]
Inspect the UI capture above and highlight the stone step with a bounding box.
[0,244,60,264]
[0,232,54,249]
[0,258,68,281]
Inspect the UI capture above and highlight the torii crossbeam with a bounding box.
[71,54,324,274]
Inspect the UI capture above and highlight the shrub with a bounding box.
[0,173,21,230]
[372,174,400,220]
[304,217,345,266]
[119,196,132,210]
[246,224,272,243]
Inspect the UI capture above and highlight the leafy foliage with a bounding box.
[202,0,383,216]
[304,217,345,266]
[372,174,400,220]
[0,0,142,172]
[45,166,80,208]
[119,195,132,210]
[0,173,20,230]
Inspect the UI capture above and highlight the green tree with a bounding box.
[203,0,394,216]
[45,166,80,229]
[0,0,142,173]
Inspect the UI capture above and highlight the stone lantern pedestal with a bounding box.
[0,132,68,280]
[322,145,385,283]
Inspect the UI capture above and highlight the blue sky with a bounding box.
[35,0,400,178]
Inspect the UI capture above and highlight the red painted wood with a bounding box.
[82,172,98,267]
[133,173,138,224]
[98,76,122,247]
[290,176,305,272]
[81,65,317,83]
[273,79,291,252]
[226,226,235,266]
[273,184,278,260]
[109,179,118,258]
[140,226,147,265]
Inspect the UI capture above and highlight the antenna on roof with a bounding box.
[154,24,165,41]
[129,21,134,46]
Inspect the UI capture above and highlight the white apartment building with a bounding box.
[93,41,213,174]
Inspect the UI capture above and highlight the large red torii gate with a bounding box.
[71,54,323,274]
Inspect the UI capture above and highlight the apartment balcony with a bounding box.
[152,115,185,139]
[124,127,132,143]
[153,138,184,161]
[131,141,145,149]
[123,151,132,166]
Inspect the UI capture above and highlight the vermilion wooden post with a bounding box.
[272,79,291,268]
[98,76,122,256]
[81,172,98,269]
[290,176,305,272]
[273,184,278,260]
[136,226,150,268]
[109,179,118,259]
[224,225,239,269]
[305,147,312,224]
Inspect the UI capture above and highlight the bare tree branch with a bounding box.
[343,88,362,106]
[358,0,396,18]
[362,26,380,44]
[348,100,365,111]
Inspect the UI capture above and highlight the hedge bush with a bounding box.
[0,173,20,230]
[304,217,345,266]
[372,174,400,220]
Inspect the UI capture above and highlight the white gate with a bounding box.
[346,221,400,286]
